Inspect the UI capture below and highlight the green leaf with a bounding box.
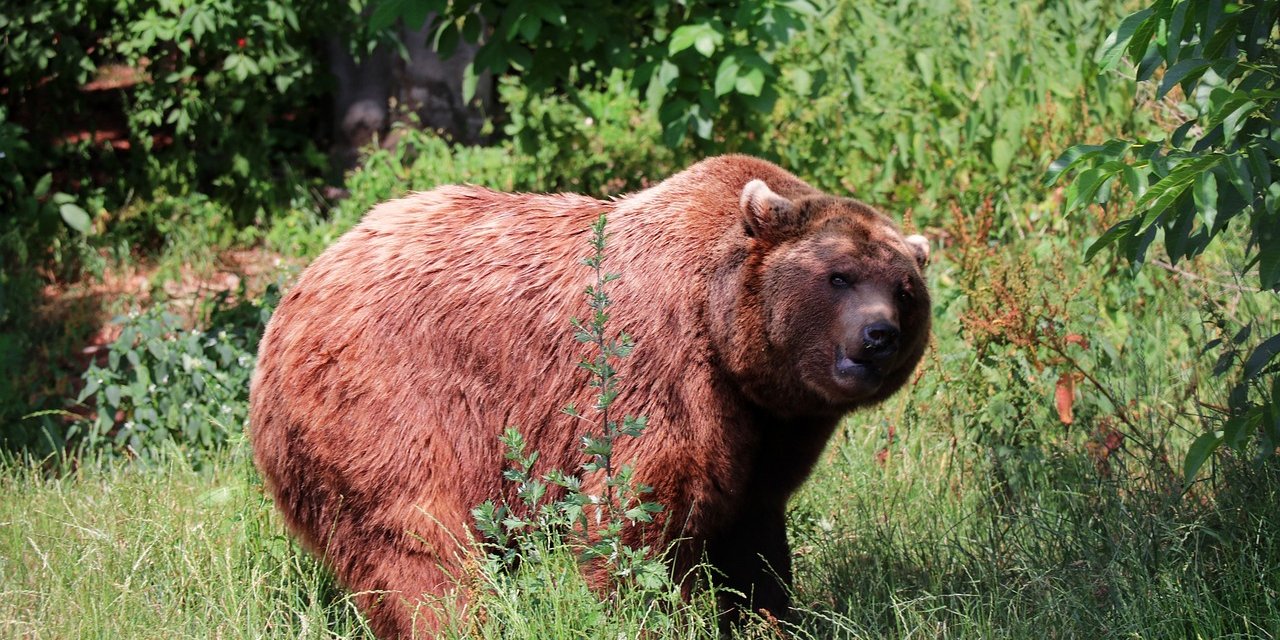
[1095,7,1154,71]
[1126,12,1160,75]
[1136,154,1223,230]
[735,66,765,97]
[645,59,686,109]
[1222,409,1257,451]
[780,0,821,18]
[1183,431,1221,485]
[368,0,409,31]
[1085,219,1135,263]
[1166,0,1189,60]
[461,12,481,42]
[517,13,540,41]
[692,104,713,139]
[59,202,92,233]
[694,30,721,58]
[668,25,701,55]
[462,62,479,104]
[786,66,813,97]
[1193,170,1218,230]
[1164,197,1197,263]
[1220,100,1258,142]
[434,22,459,57]
[669,23,723,58]
[659,98,691,146]
[531,1,565,25]
[1047,145,1100,186]
[400,0,433,29]
[33,173,51,198]
[1260,232,1280,290]
[78,375,100,403]
[1044,140,1128,187]
[914,50,934,86]
[714,56,740,98]
[1121,164,1147,199]
[1247,145,1272,193]
[991,138,1014,180]
[507,43,532,71]
[1222,154,1254,203]
[1156,58,1211,98]
[1067,166,1108,209]
[1244,334,1280,380]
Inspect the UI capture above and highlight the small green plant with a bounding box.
[72,287,277,465]
[471,214,669,602]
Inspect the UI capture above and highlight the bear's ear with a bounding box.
[904,234,930,270]
[740,179,794,242]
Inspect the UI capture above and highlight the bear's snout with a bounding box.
[861,321,900,360]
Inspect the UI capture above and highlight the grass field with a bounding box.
[3,408,1278,638]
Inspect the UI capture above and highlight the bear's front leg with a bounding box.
[707,506,792,626]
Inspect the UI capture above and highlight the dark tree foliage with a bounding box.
[369,0,816,146]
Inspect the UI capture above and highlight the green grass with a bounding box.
[788,395,1280,639]
[3,404,1277,638]
[0,447,372,639]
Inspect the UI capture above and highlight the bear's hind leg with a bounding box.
[352,547,464,639]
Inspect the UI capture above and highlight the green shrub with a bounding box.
[497,71,685,195]
[371,0,812,147]
[0,106,99,443]
[1049,0,1280,480]
[72,287,278,465]
[4,0,355,211]
[0,1,373,436]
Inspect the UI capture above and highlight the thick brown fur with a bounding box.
[249,155,931,637]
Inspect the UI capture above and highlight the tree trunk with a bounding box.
[326,15,494,171]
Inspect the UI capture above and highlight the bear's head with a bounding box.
[714,179,931,417]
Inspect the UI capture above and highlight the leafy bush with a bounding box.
[496,71,684,194]
[4,0,351,212]
[1,1,372,437]
[0,106,99,440]
[72,287,278,465]
[1050,0,1280,480]
[371,0,813,146]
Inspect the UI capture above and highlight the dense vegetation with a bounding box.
[2,0,1277,637]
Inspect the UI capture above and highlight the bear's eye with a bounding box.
[896,284,914,302]
[830,274,852,288]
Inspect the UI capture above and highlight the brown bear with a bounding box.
[249,155,931,637]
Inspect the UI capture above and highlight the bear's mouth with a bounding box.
[833,345,883,389]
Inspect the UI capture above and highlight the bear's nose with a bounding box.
[862,321,900,359]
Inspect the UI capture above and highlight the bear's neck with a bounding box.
[734,402,845,504]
